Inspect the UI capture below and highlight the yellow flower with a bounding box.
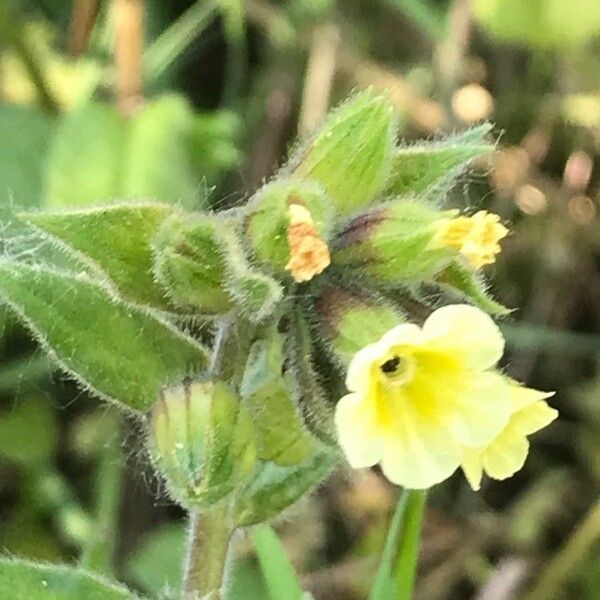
[461,384,557,490]
[285,203,331,282]
[335,304,514,489]
[434,210,508,269]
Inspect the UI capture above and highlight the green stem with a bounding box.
[370,489,427,600]
[394,490,427,599]
[79,413,123,575]
[182,505,237,600]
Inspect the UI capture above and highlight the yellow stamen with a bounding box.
[285,203,331,282]
[434,210,509,269]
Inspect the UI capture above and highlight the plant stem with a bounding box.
[182,505,237,600]
[394,490,427,599]
[370,489,427,600]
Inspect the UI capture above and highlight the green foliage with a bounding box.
[384,124,494,199]
[0,396,57,466]
[22,203,176,310]
[290,89,396,215]
[43,96,237,210]
[0,105,54,208]
[246,179,332,273]
[0,262,207,410]
[236,451,337,526]
[475,0,600,48]
[0,557,138,599]
[151,381,256,509]
[251,524,306,600]
[241,333,316,466]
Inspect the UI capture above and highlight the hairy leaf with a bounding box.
[0,262,207,411]
[21,203,175,310]
[0,557,138,599]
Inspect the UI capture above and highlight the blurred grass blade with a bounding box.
[144,0,219,81]
[369,489,427,600]
[251,524,305,600]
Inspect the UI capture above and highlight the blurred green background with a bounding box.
[0,0,599,598]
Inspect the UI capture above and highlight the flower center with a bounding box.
[378,354,415,386]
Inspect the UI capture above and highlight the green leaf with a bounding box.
[21,203,176,310]
[385,124,494,199]
[0,105,54,208]
[0,262,207,411]
[251,525,305,600]
[45,103,125,208]
[122,95,207,209]
[0,557,138,599]
[290,90,396,215]
[435,260,511,316]
[126,523,186,596]
[0,396,57,466]
[236,451,336,526]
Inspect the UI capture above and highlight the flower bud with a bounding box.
[288,89,396,215]
[150,380,256,509]
[245,179,332,282]
[332,200,458,282]
[314,285,405,366]
[152,213,232,313]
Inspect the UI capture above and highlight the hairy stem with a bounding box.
[182,505,237,600]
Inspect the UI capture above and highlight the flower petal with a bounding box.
[460,447,484,491]
[510,400,558,437]
[509,383,555,413]
[345,343,383,393]
[444,371,512,447]
[422,304,504,371]
[379,408,460,489]
[335,392,384,468]
[482,428,529,481]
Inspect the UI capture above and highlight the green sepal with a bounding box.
[152,213,232,314]
[385,124,494,200]
[245,179,332,273]
[314,285,405,366]
[332,200,457,283]
[240,330,317,466]
[287,310,336,446]
[235,451,337,526]
[434,260,512,316]
[0,262,208,411]
[150,380,256,510]
[288,89,396,215]
[21,203,176,311]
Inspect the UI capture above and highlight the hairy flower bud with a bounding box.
[245,179,332,281]
[150,380,256,509]
[288,89,396,215]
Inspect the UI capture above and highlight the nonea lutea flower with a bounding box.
[285,203,331,282]
[433,210,508,269]
[460,384,557,490]
[334,304,554,490]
